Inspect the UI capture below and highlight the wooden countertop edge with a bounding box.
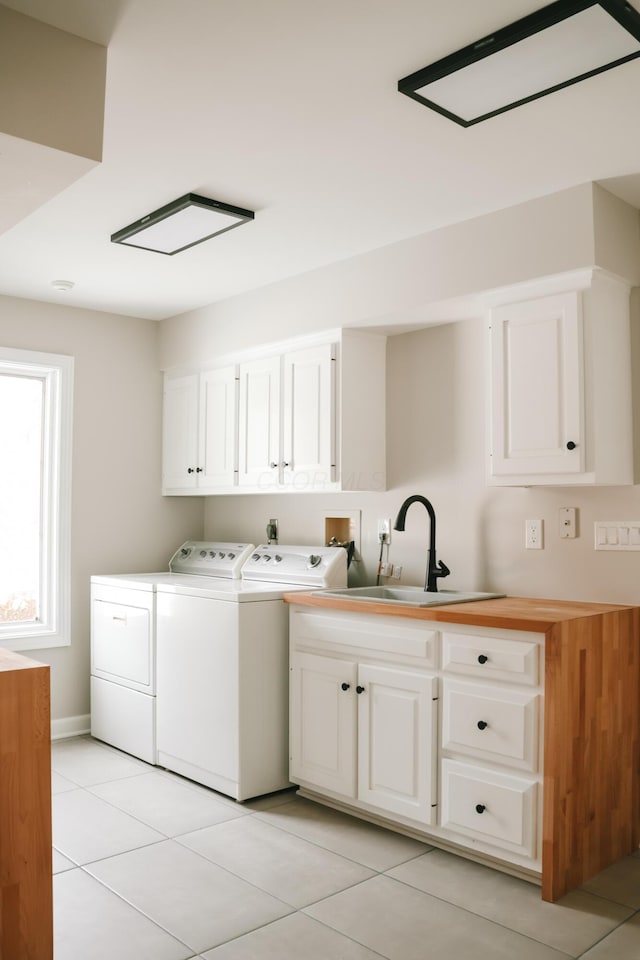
[0,648,48,672]
[282,592,638,633]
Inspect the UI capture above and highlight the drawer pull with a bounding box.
[356,685,365,694]
[112,616,127,622]
[476,720,488,730]
[341,682,350,691]
[475,804,486,814]
[477,654,489,664]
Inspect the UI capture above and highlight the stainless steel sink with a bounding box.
[318,586,505,608]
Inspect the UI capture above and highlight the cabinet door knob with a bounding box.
[477,654,488,664]
[341,682,350,691]
[477,720,488,730]
[566,441,577,450]
[356,685,365,694]
[270,462,278,469]
[196,467,203,473]
[282,461,290,467]
[475,804,486,814]
[187,467,195,474]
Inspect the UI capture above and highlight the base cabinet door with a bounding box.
[290,652,357,797]
[358,663,437,824]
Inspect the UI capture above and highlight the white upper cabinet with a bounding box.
[162,374,199,491]
[238,354,281,488]
[488,270,633,485]
[162,366,238,494]
[162,330,386,495]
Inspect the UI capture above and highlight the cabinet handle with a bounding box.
[196,467,203,473]
[356,685,365,694]
[477,720,488,730]
[187,467,195,474]
[270,462,278,469]
[566,441,577,450]
[477,654,488,664]
[282,461,290,467]
[475,804,486,814]
[341,682,350,691]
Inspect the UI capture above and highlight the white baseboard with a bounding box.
[51,714,90,740]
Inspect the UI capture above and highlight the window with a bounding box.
[0,347,73,650]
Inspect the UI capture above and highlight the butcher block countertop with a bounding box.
[284,590,640,902]
[283,592,633,633]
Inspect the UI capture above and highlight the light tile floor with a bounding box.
[52,737,640,960]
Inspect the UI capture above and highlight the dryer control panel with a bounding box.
[169,541,255,579]
[242,544,347,587]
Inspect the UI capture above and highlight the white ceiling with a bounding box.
[2,0,640,321]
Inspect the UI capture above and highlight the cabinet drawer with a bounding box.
[442,631,539,685]
[291,609,438,664]
[442,680,540,772]
[441,759,538,860]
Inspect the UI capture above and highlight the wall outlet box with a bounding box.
[377,518,391,543]
[525,518,543,550]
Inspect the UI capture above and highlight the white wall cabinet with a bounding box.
[488,270,633,485]
[162,329,386,494]
[238,343,336,489]
[162,366,238,493]
[289,605,544,874]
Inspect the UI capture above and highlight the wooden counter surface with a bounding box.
[284,591,640,902]
[0,648,53,959]
[283,591,633,633]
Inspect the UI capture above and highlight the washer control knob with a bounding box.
[218,552,226,559]
[180,548,190,557]
[274,554,282,562]
[263,554,272,561]
[199,549,207,557]
[228,552,235,559]
[251,554,260,561]
[309,554,322,567]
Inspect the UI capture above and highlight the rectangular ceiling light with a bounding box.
[398,0,640,127]
[111,193,255,255]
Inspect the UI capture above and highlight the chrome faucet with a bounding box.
[393,495,450,592]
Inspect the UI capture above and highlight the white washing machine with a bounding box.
[90,541,255,764]
[155,543,347,801]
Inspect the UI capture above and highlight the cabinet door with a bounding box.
[357,664,437,824]
[199,367,238,487]
[290,652,357,797]
[282,344,336,489]
[238,355,280,487]
[490,292,583,477]
[162,374,199,491]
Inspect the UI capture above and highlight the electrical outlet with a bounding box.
[391,565,403,579]
[379,562,393,576]
[377,518,391,543]
[525,518,543,550]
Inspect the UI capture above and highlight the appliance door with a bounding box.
[156,593,239,792]
[91,584,155,694]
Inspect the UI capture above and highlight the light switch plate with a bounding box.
[594,521,640,550]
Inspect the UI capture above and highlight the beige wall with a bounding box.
[160,183,604,370]
[204,319,640,606]
[0,296,203,724]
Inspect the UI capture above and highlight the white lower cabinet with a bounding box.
[290,610,438,826]
[289,607,544,876]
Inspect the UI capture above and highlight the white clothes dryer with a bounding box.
[155,544,347,800]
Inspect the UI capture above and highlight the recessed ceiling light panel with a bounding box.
[398,0,640,126]
[111,193,255,255]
